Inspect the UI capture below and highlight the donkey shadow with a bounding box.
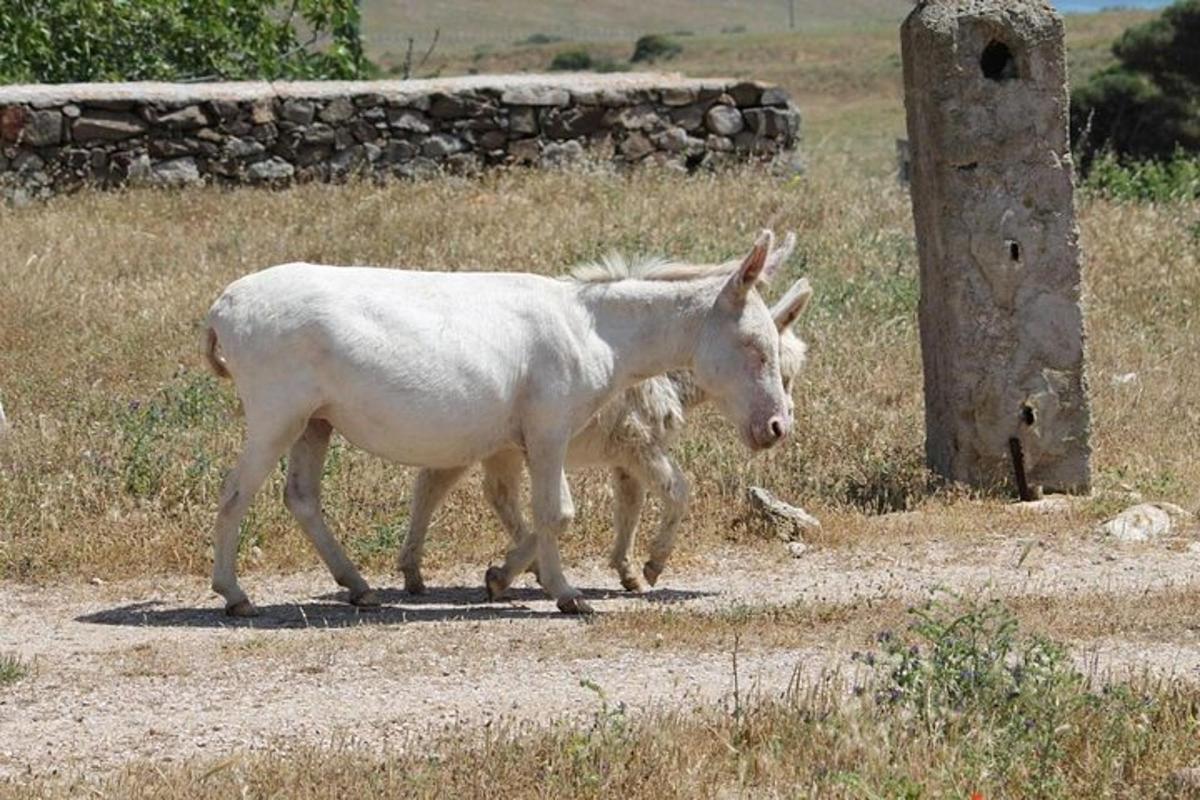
[75,584,714,630]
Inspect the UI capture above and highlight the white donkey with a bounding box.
[398,239,812,596]
[204,230,792,615]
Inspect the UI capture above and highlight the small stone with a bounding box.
[1097,503,1191,543]
[706,134,733,152]
[12,150,44,173]
[508,138,540,163]
[541,106,606,139]
[350,118,378,143]
[1170,767,1200,791]
[385,140,418,163]
[671,101,712,131]
[150,157,201,187]
[330,144,366,175]
[249,100,275,125]
[787,541,809,558]
[318,97,356,124]
[747,486,821,541]
[509,106,538,135]
[421,133,464,158]
[224,138,265,158]
[62,104,81,119]
[302,124,336,145]
[705,105,744,136]
[728,81,763,107]
[660,86,698,107]
[430,94,490,119]
[247,157,294,183]
[388,109,431,133]
[394,157,439,179]
[149,139,197,159]
[620,132,654,160]
[541,139,584,167]
[281,99,315,126]
[1005,495,1073,515]
[22,109,62,146]
[73,111,147,142]
[744,107,795,137]
[652,127,689,152]
[500,86,569,107]
[609,104,661,131]
[761,86,790,107]
[157,105,209,130]
[476,129,508,151]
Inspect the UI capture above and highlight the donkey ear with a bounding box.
[723,229,773,303]
[762,231,797,281]
[771,277,813,332]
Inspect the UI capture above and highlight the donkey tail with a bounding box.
[203,325,230,379]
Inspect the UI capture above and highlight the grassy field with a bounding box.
[3,6,1200,797]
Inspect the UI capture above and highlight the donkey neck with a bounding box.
[575,277,723,388]
[666,370,710,410]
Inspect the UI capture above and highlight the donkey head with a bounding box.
[693,230,793,451]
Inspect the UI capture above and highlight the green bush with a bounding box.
[630,34,682,64]
[1082,149,1200,201]
[517,32,564,46]
[550,49,594,71]
[0,0,370,84]
[1071,0,1200,165]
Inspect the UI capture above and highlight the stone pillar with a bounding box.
[901,0,1091,494]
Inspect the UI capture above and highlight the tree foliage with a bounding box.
[0,0,369,84]
[1071,0,1200,165]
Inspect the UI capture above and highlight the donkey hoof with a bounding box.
[557,596,595,616]
[225,599,259,618]
[402,574,427,595]
[484,566,508,601]
[643,561,663,587]
[350,589,380,608]
[620,574,649,593]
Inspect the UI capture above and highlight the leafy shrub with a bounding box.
[1082,149,1200,201]
[0,0,369,84]
[631,34,682,64]
[1071,0,1200,166]
[550,49,594,71]
[517,32,564,46]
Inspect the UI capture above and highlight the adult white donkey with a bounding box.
[203,230,792,616]
[398,237,812,597]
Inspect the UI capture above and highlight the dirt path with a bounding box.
[3,534,1200,780]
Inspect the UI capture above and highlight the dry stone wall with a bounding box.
[0,73,801,201]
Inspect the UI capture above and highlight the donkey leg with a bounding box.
[482,450,538,584]
[284,419,375,607]
[487,441,587,614]
[609,467,648,592]
[212,415,305,617]
[398,465,468,594]
[633,452,690,587]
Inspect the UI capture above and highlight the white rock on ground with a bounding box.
[1098,503,1193,543]
[747,486,821,542]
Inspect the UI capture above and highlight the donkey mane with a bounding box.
[568,252,743,284]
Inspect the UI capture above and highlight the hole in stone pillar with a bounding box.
[1008,240,1021,261]
[1020,404,1036,426]
[981,41,1018,81]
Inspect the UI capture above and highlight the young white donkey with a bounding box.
[204,230,793,615]
[398,236,812,595]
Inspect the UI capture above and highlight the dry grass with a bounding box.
[1,151,1198,583]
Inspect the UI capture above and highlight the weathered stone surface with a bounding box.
[318,97,355,124]
[541,106,606,139]
[541,139,584,167]
[705,105,743,136]
[652,127,689,152]
[157,105,208,129]
[421,133,464,157]
[500,86,569,106]
[150,157,200,186]
[149,139,198,158]
[281,99,315,125]
[72,111,146,142]
[746,486,821,542]
[508,138,540,163]
[302,124,336,145]
[902,0,1091,493]
[385,140,418,162]
[608,104,661,131]
[430,93,490,118]
[761,86,790,107]
[224,138,265,158]
[671,100,713,131]
[509,106,538,135]
[728,81,763,107]
[744,107,793,137]
[1097,503,1192,543]
[22,110,62,146]
[660,86,697,107]
[247,157,294,183]
[620,132,654,159]
[388,109,431,133]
